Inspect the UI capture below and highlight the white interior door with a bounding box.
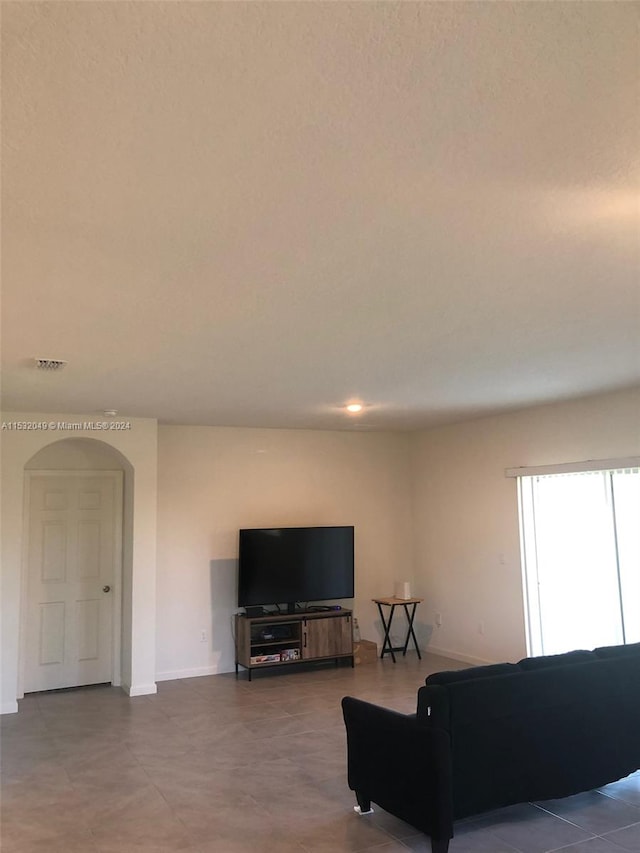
[24,471,123,692]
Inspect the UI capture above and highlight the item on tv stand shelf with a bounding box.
[280,648,300,662]
[258,625,293,641]
[250,653,281,664]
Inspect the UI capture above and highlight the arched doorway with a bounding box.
[21,438,132,694]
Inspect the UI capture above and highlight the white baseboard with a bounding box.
[1,701,19,715]
[122,682,158,697]
[424,644,496,667]
[156,664,233,682]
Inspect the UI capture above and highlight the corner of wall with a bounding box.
[122,682,158,697]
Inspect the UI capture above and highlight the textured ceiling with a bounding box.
[2,1,639,430]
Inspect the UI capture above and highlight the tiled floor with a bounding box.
[1,652,639,852]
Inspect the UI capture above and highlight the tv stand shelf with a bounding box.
[235,610,354,681]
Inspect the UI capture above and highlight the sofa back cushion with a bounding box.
[594,641,640,659]
[517,649,595,670]
[426,662,518,686]
[427,649,597,686]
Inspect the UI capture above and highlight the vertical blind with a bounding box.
[516,467,639,656]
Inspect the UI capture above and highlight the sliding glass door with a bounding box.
[519,468,639,656]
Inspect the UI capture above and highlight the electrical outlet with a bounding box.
[435,612,442,627]
[200,630,207,643]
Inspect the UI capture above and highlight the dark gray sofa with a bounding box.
[342,642,640,853]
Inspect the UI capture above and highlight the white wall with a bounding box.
[157,425,413,679]
[411,387,640,665]
[4,388,637,708]
[0,414,158,713]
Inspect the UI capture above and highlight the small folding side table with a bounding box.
[373,597,423,663]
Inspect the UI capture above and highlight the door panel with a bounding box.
[39,602,65,665]
[302,615,352,659]
[25,472,122,692]
[334,614,353,655]
[77,598,100,660]
[41,522,67,581]
[77,521,101,578]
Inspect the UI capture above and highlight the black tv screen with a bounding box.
[238,526,354,611]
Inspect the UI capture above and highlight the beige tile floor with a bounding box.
[1,652,639,853]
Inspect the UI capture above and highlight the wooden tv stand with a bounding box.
[235,610,354,680]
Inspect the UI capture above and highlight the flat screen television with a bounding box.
[238,526,354,614]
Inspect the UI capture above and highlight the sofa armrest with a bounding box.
[341,696,453,842]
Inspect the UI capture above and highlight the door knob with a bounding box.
[102,585,111,593]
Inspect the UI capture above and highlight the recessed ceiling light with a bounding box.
[103,410,118,417]
[346,403,363,413]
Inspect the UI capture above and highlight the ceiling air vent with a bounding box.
[34,358,68,371]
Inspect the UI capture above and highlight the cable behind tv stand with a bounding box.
[234,610,354,681]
